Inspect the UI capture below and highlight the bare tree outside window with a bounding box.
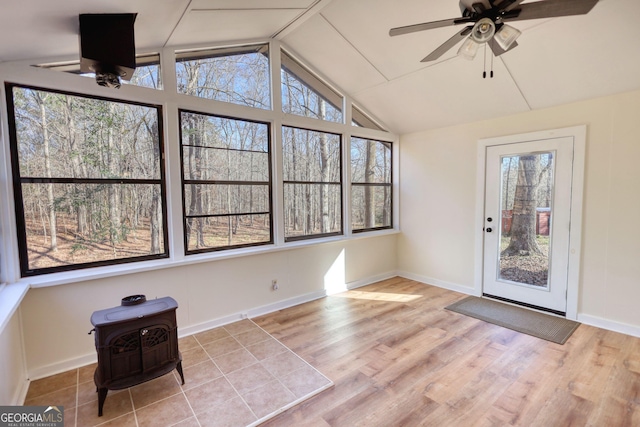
[283,126,342,240]
[499,152,554,286]
[351,137,392,231]
[8,84,168,276]
[176,45,270,109]
[128,62,162,90]
[281,50,343,123]
[180,111,272,253]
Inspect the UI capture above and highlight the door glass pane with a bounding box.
[498,152,554,287]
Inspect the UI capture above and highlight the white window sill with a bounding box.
[0,281,30,335]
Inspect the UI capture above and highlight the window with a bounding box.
[351,137,392,232]
[281,50,343,123]
[2,43,394,281]
[352,105,385,131]
[6,84,168,276]
[176,45,270,109]
[283,126,342,240]
[179,111,272,253]
[35,53,162,90]
[127,54,162,89]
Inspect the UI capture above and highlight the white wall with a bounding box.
[20,234,397,379]
[398,89,640,333]
[0,309,27,404]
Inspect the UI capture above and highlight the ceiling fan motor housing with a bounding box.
[471,17,496,43]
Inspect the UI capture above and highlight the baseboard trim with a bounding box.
[12,379,30,406]
[246,290,328,319]
[179,312,255,338]
[347,271,398,290]
[28,352,97,383]
[396,271,477,296]
[577,314,640,338]
[24,272,397,383]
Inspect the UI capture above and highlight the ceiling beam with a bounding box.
[272,0,335,40]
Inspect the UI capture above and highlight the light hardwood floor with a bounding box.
[254,277,640,427]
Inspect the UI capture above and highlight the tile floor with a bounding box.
[24,319,332,427]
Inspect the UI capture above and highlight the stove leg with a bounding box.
[97,388,108,416]
[176,361,185,385]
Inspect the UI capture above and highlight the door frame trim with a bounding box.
[473,125,586,320]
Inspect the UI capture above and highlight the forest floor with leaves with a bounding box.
[25,216,271,270]
[499,236,550,287]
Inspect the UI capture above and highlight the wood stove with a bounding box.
[90,295,184,416]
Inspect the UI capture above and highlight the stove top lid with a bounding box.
[91,296,178,326]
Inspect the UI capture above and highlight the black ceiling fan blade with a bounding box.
[489,38,519,57]
[504,0,599,22]
[421,26,473,62]
[389,17,473,37]
[499,0,526,12]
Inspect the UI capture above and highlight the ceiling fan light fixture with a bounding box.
[494,24,521,51]
[457,36,479,60]
[471,18,495,44]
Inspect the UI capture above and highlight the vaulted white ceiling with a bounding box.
[1,0,638,134]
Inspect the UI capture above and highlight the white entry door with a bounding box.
[483,136,575,314]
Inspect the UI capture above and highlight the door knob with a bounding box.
[486,227,493,233]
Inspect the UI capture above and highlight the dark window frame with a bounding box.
[178,109,274,255]
[5,82,170,277]
[351,137,393,233]
[282,125,344,242]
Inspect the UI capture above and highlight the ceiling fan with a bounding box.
[389,0,599,63]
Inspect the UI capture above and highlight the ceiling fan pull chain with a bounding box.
[483,44,487,78]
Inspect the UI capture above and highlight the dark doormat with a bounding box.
[445,296,580,344]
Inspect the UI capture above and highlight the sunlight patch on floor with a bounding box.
[335,290,423,302]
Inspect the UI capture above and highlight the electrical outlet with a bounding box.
[271,279,278,291]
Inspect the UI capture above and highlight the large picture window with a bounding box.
[351,137,392,232]
[283,126,342,240]
[6,84,168,276]
[179,111,272,253]
[176,45,271,109]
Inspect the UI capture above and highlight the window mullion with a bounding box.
[161,46,178,94]
[270,42,286,245]
[272,117,285,245]
[163,101,186,262]
[344,129,353,238]
[161,46,184,261]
